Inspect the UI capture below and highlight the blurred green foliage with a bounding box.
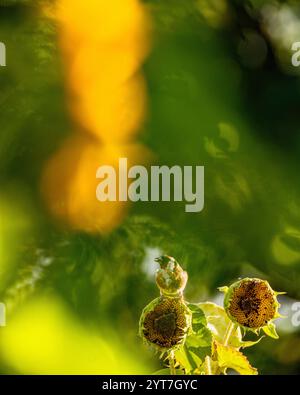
[1,0,300,374]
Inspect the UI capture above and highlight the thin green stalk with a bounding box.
[169,351,176,375]
[223,322,237,346]
[205,356,212,375]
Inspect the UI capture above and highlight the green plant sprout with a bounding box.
[139,256,285,375]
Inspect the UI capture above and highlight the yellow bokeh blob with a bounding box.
[57,0,151,49]
[41,0,152,232]
[0,296,147,374]
[41,133,152,234]
[67,44,148,96]
[70,74,147,144]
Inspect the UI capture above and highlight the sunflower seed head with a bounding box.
[222,278,281,331]
[139,296,192,351]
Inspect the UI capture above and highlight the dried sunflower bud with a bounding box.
[139,296,192,351]
[220,278,283,335]
[155,256,188,296]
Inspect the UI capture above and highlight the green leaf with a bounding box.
[214,342,258,375]
[186,332,211,348]
[198,302,242,348]
[198,302,264,349]
[187,303,212,345]
[262,322,279,339]
[186,304,212,355]
[231,336,264,349]
[196,357,220,375]
[174,345,196,374]
[174,304,212,373]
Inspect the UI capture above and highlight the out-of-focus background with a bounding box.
[1,0,300,374]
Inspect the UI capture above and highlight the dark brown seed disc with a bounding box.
[228,279,276,328]
[142,298,188,348]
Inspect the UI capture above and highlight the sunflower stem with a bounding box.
[223,322,236,346]
[205,356,212,375]
[169,351,176,375]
